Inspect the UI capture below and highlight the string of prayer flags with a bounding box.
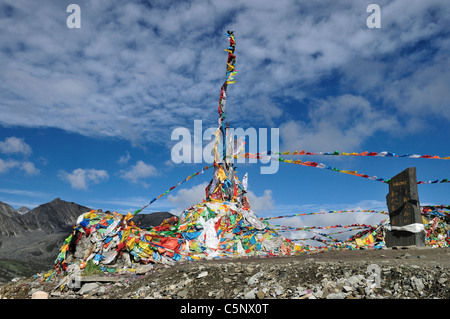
[218,31,237,131]
[421,205,450,218]
[235,153,449,185]
[277,150,450,160]
[133,165,213,215]
[261,209,388,221]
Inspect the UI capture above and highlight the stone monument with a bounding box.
[385,167,425,247]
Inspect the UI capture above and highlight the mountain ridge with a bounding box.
[0,201,25,236]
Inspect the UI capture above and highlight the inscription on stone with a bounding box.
[385,167,425,247]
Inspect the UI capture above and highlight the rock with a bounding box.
[247,271,264,285]
[313,290,323,298]
[326,292,346,299]
[357,286,365,295]
[182,278,193,286]
[135,264,153,275]
[2,245,449,300]
[77,283,99,295]
[297,289,310,297]
[80,275,120,283]
[32,291,48,299]
[342,286,353,293]
[244,290,255,299]
[160,256,176,266]
[412,278,425,292]
[274,285,284,296]
[322,284,336,298]
[121,252,132,267]
[346,275,363,286]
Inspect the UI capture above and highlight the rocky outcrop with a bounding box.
[1,246,448,300]
[0,202,25,236]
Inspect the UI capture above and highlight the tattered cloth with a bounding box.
[54,201,298,272]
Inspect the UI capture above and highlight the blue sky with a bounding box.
[0,0,449,236]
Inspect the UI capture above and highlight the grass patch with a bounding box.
[82,260,103,276]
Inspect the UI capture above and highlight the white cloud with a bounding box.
[0,0,448,151]
[167,182,208,215]
[0,136,32,156]
[0,137,39,176]
[0,158,18,174]
[120,160,158,185]
[166,181,275,216]
[246,189,274,214]
[0,158,39,176]
[117,151,131,165]
[384,54,450,121]
[0,188,49,198]
[279,94,399,152]
[19,161,39,176]
[59,168,109,190]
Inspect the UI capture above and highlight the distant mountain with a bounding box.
[0,197,174,237]
[132,211,175,229]
[19,198,91,234]
[0,198,91,236]
[16,206,30,215]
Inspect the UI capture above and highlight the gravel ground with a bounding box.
[0,246,449,300]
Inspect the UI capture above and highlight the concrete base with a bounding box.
[385,230,425,248]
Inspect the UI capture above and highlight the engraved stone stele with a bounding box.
[385,167,425,247]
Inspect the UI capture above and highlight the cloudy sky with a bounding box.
[1,0,449,241]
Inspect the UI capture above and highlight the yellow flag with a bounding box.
[217,166,227,181]
[364,234,374,245]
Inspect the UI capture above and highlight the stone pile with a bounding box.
[1,248,448,299]
[123,259,449,300]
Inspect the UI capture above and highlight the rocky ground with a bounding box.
[0,246,448,300]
